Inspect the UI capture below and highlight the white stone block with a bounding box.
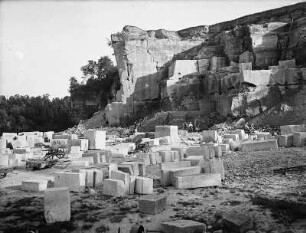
[293,132,306,147]
[22,179,48,191]
[44,187,70,223]
[102,179,126,197]
[54,172,85,192]
[0,155,9,166]
[84,129,106,150]
[241,139,278,152]
[174,173,221,189]
[135,177,153,194]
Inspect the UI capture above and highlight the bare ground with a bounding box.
[0,147,306,233]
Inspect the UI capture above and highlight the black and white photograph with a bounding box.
[0,0,306,232]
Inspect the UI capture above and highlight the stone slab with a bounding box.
[44,187,70,223]
[162,220,206,233]
[174,173,221,189]
[241,139,278,152]
[102,179,126,197]
[169,166,201,185]
[22,179,48,191]
[139,195,167,215]
[54,172,85,192]
[135,177,153,194]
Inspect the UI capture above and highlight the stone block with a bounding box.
[139,153,151,165]
[160,161,191,170]
[280,125,306,135]
[82,152,103,164]
[159,150,180,162]
[228,130,246,140]
[239,62,252,73]
[174,173,221,189]
[8,158,18,167]
[223,134,240,141]
[170,166,201,185]
[210,158,225,180]
[22,179,48,191]
[54,172,85,192]
[214,145,222,158]
[139,195,167,215]
[255,132,271,140]
[171,147,187,160]
[53,134,77,140]
[0,139,7,150]
[186,146,204,156]
[241,139,278,152]
[155,125,180,145]
[197,59,210,73]
[43,131,54,141]
[74,168,103,188]
[110,142,135,157]
[278,59,296,69]
[44,187,70,223]
[84,129,106,150]
[219,143,230,154]
[102,179,126,197]
[135,177,153,194]
[69,139,89,151]
[293,132,306,147]
[223,213,253,233]
[70,146,81,154]
[149,152,159,165]
[0,155,9,166]
[241,70,272,86]
[108,163,118,177]
[162,220,206,233]
[13,148,30,154]
[158,136,171,145]
[183,156,203,166]
[70,157,92,168]
[50,139,69,148]
[277,134,293,147]
[119,162,139,176]
[129,175,137,194]
[139,163,146,176]
[210,56,226,71]
[202,130,218,143]
[239,51,254,63]
[111,170,130,194]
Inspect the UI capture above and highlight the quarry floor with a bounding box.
[0,147,306,233]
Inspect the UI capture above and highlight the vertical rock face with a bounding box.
[105,2,306,127]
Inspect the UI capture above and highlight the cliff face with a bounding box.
[106,2,306,127]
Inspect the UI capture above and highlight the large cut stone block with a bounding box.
[139,195,167,215]
[210,56,226,71]
[0,155,9,166]
[223,134,240,141]
[160,161,191,170]
[53,134,77,140]
[135,177,153,194]
[223,213,253,233]
[102,179,126,197]
[280,125,306,135]
[50,139,69,148]
[186,146,205,156]
[210,158,225,180]
[241,139,278,152]
[278,59,295,69]
[293,132,306,147]
[277,134,293,147]
[162,220,206,233]
[239,62,252,73]
[169,166,201,185]
[54,172,85,192]
[84,129,106,150]
[171,147,187,160]
[70,157,93,168]
[139,153,151,165]
[228,129,247,140]
[159,150,180,162]
[155,126,180,144]
[69,139,89,151]
[183,156,204,166]
[174,173,221,189]
[82,151,104,164]
[73,168,103,188]
[22,179,48,191]
[241,70,272,86]
[44,187,70,223]
[119,162,139,176]
[0,139,7,150]
[202,130,218,143]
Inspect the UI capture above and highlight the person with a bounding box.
[188,122,193,132]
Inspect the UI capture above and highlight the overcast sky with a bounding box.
[0,0,304,98]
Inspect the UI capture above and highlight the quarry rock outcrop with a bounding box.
[104,2,306,127]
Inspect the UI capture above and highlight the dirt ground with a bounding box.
[0,147,306,233]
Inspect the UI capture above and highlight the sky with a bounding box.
[0,0,305,98]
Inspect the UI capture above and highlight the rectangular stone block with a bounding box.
[202,130,218,143]
[0,155,9,166]
[186,146,204,156]
[171,147,187,160]
[109,142,135,157]
[53,134,77,140]
[277,134,293,147]
[44,187,70,223]
[82,152,103,164]
[279,59,295,68]
[255,132,271,140]
[170,166,201,185]
[159,150,180,162]
[155,125,180,145]
[239,62,252,73]
[241,139,278,152]
[139,153,151,165]
[111,170,129,194]
[160,161,191,170]
[0,138,7,150]
[174,173,221,189]
[129,175,137,194]
[280,124,306,135]
[70,146,81,157]
[74,168,103,188]
[84,129,106,150]
[149,152,159,165]
[13,148,30,154]
[70,157,93,168]
[241,70,271,86]
[210,158,225,180]
[293,132,306,147]
[162,220,206,233]
[8,158,18,167]
[22,179,48,191]
[50,139,69,148]
[219,143,230,154]
[228,130,246,140]
[102,179,126,197]
[109,163,118,177]
[135,177,153,194]
[54,172,85,192]
[139,195,167,215]
[223,134,240,141]
[69,139,89,151]
[139,163,146,176]
[183,156,203,166]
[118,162,139,176]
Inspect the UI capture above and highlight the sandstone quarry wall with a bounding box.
[105,2,306,127]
